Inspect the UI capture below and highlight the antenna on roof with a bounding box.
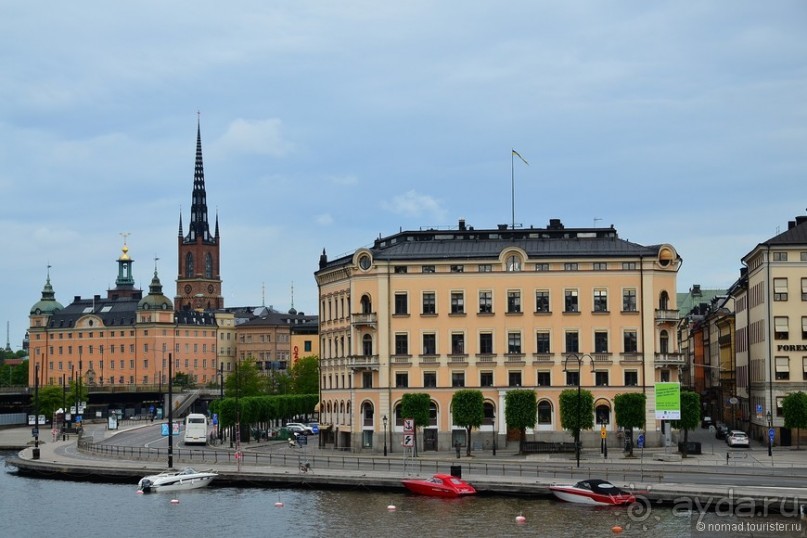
[593,217,602,227]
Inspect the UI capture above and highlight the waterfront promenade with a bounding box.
[4,423,807,511]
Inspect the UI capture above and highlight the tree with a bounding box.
[401,393,431,457]
[559,388,594,451]
[289,356,319,395]
[37,386,65,420]
[782,391,807,449]
[504,389,537,450]
[614,392,646,456]
[672,390,700,457]
[452,390,484,456]
[225,358,266,398]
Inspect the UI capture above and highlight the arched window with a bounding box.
[363,334,373,356]
[483,401,495,426]
[660,330,669,354]
[185,253,194,278]
[204,253,213,278]
[362,401,374,425]
[596,404,611,425]
[361,295,372,314]
[537,400,552,424]
[659,291,669,310]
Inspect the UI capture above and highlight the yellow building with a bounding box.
[316,218,682,453]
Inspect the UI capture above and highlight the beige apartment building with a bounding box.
[733,214,807,446]
[316,218,682,453]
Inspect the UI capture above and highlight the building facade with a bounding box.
[315,219,682,452]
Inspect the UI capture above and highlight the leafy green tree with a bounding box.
[782,391,807,449]
[36,385,65,420]
[559,388,594,447]
[452,389,484,456]
[672,390,700,457]
[614,392,646,456]
[401,393,431,457]
[0,361,28,386]
[225,358,266,398]
[173,372,195,389]
[290,356,319,395]
[504,389,537,450]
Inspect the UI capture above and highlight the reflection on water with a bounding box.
[3,454,802,538]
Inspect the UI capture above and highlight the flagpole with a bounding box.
[511,150,515,230]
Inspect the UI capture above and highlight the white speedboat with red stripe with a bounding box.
[549,479,635,506]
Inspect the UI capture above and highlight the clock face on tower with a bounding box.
[208,284,215,293]
[184,284,192,295]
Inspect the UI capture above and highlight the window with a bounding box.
[803,317,807,339]
[362,372,373,388]
[536,331,550,353]
[564,263,578,271]
[450,265,464,273]
[595,371,609,386]
[537,401,552,424]
[478,264,492,272]
[395,372,409,387]
[537,371,550,386]
[423,371,437,388]
[564,290,579,312]
[535,263,549,272]
[624,330,638,353]
[596,405,610,425]
[362,334,373,356]
[802,278,807,301]
[535,290,550,313]
[479,291,493,313]
[394,265,407,274]
[394,293,408,315]
[507,290,521,313]
[774,278,788,301]
[803,358,807,381]
[508,371,522,387]
[422,333,436,355]
[775,357,790,380]
[622,289,637,312]
[451,333,465,355]
[624,371,638,386]
[594,331,608,353]
[394,334,409,355]
[451,292,465,314]
[422,265,435,273]
[507,332,522,354]
[452,372,465,387]
[593,289,608,312]
[479,332,493,354]
[480,371,493,387]
[773,251,788,261]
[565,371,579,386]
[565,331,579,353]
[802,252,807,262]
[422,292,436,314]
[593,262,607,271]
[506,255,521,272]
[775,317,789,340]
[660,370,670,382]
[622,262,636,270]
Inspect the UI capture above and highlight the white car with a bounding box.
[285,422,314,435]
[727,431,750,448]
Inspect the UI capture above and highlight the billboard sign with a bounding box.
[655,382,681,420]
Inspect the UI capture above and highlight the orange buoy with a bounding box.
[611,525,623,534]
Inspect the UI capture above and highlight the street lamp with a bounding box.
[382,415,388,456]
[564,353,593,468]
[492,411,497,456]
[219,363,224,443]
[766,410,773,457]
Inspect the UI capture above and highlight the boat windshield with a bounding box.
[179,468,199,475]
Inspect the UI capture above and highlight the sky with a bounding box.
[2,2,805,351]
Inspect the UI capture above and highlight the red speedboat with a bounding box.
[401,474,477,498]
[549,479,635,506]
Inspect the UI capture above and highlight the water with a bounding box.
[2,453,803,537]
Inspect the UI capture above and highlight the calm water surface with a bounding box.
[2,453,802,537]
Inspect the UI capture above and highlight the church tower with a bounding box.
[175,118,223,311]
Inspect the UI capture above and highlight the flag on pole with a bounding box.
[512,149,529,165]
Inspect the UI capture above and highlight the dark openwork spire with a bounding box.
[185,115,213,244]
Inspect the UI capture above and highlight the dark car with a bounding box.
[715,423,729,440]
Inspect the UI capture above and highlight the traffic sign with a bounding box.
[403,418,414,434]
[600,426,607,439]
[769,428,775,441]
[637,434,645,448]
[402,434,414,447]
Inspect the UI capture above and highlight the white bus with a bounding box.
[183,413,208,445]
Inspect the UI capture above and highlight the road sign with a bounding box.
[403,418,414,434]
[600,426,607,439]
[769,428,775,441]
[637,434,645,448]
[402,434,414,447]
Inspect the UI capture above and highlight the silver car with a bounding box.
[727,430,750,448]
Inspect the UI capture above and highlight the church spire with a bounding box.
[186,113,212,243]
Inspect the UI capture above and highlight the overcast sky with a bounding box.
[2,2,805,350]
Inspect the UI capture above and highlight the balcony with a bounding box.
[655,309,680,323]
[590,353,613,365]
[346,355,380,371]
[532,353,554,365]
[654,353,686,368]
[351,313,377,328]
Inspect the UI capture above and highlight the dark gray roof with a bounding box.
[763,215,807,246]
[46,296,217,329]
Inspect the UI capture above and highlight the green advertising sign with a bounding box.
[655,382,681,420]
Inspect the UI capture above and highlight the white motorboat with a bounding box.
[549,479,636,506]
[137,467,217,493]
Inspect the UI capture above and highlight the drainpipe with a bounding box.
[765,246,773,435]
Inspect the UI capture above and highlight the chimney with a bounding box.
[458,218,466,231]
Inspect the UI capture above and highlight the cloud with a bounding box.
[216,118,293,157]
[382,190,446,221]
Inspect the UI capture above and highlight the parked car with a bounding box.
[715,423,730,440]
[286,422,314,435]
[701,416,713,429]
[307,422,320,435]
[727,430,750,448]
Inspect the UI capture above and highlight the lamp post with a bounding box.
[383,415,388,456]
[33,363,40,460]
[492,411,496,456]
[766,410,773,458]
[62,373,67,441]
[564,353,593,468]
[218,363,224,443]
